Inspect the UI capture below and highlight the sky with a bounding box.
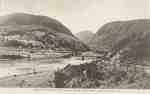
[0,0,150,34]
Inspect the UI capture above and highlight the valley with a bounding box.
[0,13,150,88]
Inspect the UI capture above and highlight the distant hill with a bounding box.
[89,19,150,62]
[0,13,89,51]
[75,31,94,44]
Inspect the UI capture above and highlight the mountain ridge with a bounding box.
[75,30,94,44]
[89,19,150,61]
[0,13,89,51]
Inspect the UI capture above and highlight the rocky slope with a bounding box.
[0,13,89,51]
[75,30,94,44]
[54,60,150,88]
[52,19,150,88]
[89,19,150,62]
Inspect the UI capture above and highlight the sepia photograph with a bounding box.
[0,0,150,92]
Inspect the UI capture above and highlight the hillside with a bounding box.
[75,31,94,44]
[89,19,150,62]
[0,13,89,51]
[52,19,150,88]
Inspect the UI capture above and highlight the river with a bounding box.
[0,57,92,78]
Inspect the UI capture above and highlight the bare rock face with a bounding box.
[0,13,89,51]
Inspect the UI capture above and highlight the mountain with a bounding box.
[0,13,89,51]
[89,19,150,62]
[53,19,150,89]
[75,31,94,44]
